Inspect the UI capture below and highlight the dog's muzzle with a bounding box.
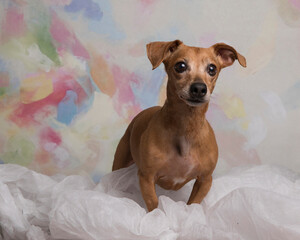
[186,83,208,105]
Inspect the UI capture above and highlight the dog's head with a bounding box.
[146,40,246,107]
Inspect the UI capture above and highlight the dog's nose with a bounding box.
[189,83,207,98]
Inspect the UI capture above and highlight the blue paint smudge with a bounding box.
[282,81,300,110]
[0,160,4,164]
[57,90,78,125]
[91,172,103,183]
[0,57,22,94]
[77,76,95,95]
[78,92,95,115]
[73,76,96,115]
[65,0,103,21]
[0,58,6,71]
[132,68,165,109]
[87,0,126,40]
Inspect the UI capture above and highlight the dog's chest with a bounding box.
[156,137,200,190]
[157,155,198,190]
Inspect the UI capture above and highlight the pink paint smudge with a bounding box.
[1,7,26,40]
[44,0,72,6]
[112,65,141,120]
[217,131,261,166]
[141,0,157,7]
[0,72,10,87]
[206,102,229,125]
[128,41,145,57]
[289,0,300,11]
[35,150,51,165]
[40,127,62,147]
[50,12,90,59]
[135,0,157,26]
[10,69,88,126]
[39,127,61,164]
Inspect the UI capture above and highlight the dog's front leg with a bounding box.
[138,171,158,211]
[187,175,212,205]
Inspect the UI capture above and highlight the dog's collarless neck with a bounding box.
[161,100,208,131]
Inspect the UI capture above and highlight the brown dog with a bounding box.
[112,40,246,211]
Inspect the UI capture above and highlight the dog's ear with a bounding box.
[146,40,183,70]
[211,43,246,68]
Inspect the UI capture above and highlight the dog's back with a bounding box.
[112,106,161,171]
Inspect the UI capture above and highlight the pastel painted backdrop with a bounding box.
[0,0,300,181]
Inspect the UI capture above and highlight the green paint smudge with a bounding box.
[34,25,60,66]
[0,88,5,96]
[0,0,61,67]
[2,136,35,166]
[0,33,53,71]
[27,0,60,66]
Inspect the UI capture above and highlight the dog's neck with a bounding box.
[161,81,209,135]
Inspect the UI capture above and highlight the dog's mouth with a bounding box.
[187,98,205,104]
[179,95,208,106]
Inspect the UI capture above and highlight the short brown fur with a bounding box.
[112,40,246,211]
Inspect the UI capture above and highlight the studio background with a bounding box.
[0,0,299,181]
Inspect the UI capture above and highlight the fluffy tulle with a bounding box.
[0,163,299,240]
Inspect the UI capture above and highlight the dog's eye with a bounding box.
[207,64,217,76]
[174,62,187,73]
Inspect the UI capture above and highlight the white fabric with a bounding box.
[0,163,299,240]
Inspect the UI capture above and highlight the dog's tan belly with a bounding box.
[156,175,193,190]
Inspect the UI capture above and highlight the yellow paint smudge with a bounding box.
[220,95,246,119]
[241,120,249,130]
[20,73,53,104]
